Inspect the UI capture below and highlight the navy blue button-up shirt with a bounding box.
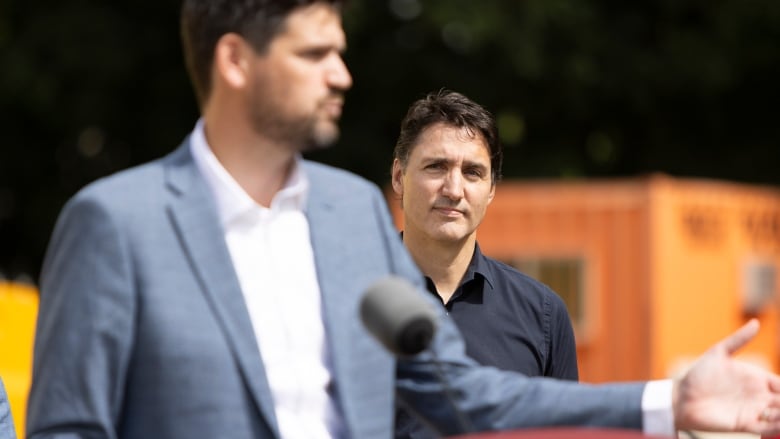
[424,243,579,379]
[395,242,579,438]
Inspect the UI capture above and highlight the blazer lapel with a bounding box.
[163,142,280,437]
[305,163,395,438]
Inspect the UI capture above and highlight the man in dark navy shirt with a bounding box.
[390,89,577,438]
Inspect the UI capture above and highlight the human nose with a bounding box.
[327,54,352,91]
[441,170,464,200]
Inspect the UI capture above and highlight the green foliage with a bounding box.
[2,0,779,278]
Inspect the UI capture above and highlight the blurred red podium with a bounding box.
[452,428,670,438]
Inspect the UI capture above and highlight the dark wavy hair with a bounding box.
[393,89,503,185]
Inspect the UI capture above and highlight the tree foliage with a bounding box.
[2,0,779,278]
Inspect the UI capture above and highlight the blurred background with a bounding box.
[2,0,779,281]
[1,0,780,437]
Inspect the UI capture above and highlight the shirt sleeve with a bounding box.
[548,292,580,381]
[642,379,675,437]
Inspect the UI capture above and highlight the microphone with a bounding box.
[360,275,475,435]
[359,275,437,357]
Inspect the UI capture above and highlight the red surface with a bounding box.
[451,428,671,438]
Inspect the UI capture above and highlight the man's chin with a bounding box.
[431,227,469,244]
[304,124,340,151]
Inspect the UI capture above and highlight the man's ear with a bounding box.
[391,159,404,198]
[213,33,252,90]
[487,183,496,205]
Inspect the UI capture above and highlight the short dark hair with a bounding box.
[180,0,344,107]
[393,89,503,185]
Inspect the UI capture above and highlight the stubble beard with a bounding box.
[304,116,341,151]
[248,92,341,153]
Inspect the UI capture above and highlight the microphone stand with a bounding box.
[429,347,475,435]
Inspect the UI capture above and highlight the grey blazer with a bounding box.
[0,378,15,439]
[27,140,645,439]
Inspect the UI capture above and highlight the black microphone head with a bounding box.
[360,276,438,357]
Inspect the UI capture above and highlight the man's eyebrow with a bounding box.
[419,156,450,165]
[463,159,488,168]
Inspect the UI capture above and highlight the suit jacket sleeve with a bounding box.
[27,188,134,438]
[395,314,646,435]
[0,378,16,439]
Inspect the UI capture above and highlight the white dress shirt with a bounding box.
[643,380,675,436]
[190,120,344,439]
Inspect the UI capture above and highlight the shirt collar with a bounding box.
[189,118,309,227]
[462,242,495,292]
[399,231,495,293]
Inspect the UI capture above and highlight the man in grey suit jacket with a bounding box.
[26,1,780,438]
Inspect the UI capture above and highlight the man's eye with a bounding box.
[302,49,328,60]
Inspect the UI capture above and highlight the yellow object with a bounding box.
[0,281,39,439]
